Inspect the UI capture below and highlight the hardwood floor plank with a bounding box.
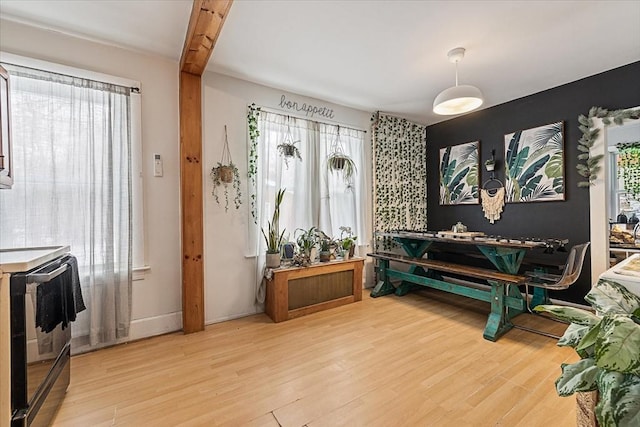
[52,290,577,426]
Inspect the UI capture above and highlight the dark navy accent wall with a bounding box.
[426,61,640,304]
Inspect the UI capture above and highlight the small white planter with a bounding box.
[265,253,281,268]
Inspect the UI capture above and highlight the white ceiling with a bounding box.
[1,0,639,125]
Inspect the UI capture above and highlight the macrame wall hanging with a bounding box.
[481,183,505,224]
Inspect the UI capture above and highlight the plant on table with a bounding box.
[339,225,357,258]
[318,234,332,262]
[294,226,317,267]
[261,188,286,268]
[534,279,640,427]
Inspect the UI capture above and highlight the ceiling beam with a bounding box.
[180,0,233,76]
[179,0,233,334]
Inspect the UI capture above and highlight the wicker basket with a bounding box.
[218,165,234,184]
[576,391,598,427]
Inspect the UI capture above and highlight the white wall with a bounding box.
[0,18,376,333]
[0,19,182,339]
[202,72,373,324]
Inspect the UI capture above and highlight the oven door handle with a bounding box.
[27,263,69,284]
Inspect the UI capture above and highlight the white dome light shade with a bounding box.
[433,84,484,115]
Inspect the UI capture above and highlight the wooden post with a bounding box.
[180,71,204,333]
[179,0,233,333]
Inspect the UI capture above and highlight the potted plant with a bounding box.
[485,158,495,172]
[277,141,302,169]
[211,125,242,211]
[319,238,331,262]
[534,279,640,427]
[327,128,357,187]
[277,124,303,169]
[294,226,317,266]
[210,162,241,211]
[327,151,357,185]
[261,188,286,268]
[339,225,357,259]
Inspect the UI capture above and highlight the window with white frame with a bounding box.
[254,110,366,251]
[0,55,145,273]
[0,55,144,347]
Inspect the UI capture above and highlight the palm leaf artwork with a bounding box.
[439,141,479,205]
[504,121,565,202]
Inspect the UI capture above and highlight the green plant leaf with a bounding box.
[534,305,600,325]
[509,146,530,179]
[577,321,601,353]
[587,280,640,315]
[545,153,564,178]
[506,131,522,170]
[520,175,543,200]
[596,370,626,427]
[609,374,640,427]
[556,358,600,396]
[595,315,640,375]
[518,156,549,187]
[559,322,593,350]
[448,166,470,192]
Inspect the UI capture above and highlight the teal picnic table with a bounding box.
[369,231,557,341]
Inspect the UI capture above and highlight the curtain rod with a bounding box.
[1,60,141,92]
[258,105,368,133]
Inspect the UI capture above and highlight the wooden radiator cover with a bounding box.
[265,258,364,322]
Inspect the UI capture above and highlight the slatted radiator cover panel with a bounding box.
[288,271,353,310]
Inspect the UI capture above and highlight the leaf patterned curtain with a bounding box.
[372,112,427,234]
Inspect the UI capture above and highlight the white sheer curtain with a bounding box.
[0,64,132,349]
[253,111,366,303]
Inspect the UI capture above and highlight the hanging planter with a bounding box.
[217,165,234,184]
[210,125,242,212]
[327,127,357,187]
[617,141,640,198]
[276,121,302,169]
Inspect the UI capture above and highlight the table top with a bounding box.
[599,254,640,297]
[0,246,70,273]
[378,231,564,250]
[270,257,364,273]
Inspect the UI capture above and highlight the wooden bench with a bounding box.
[367,251,528,341]
[369,252,526,284]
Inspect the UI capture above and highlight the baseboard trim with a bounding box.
[129,311,182,340]
[205,309,262,325]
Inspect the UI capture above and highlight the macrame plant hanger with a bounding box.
[481,149,505,224]
[219,125,234,183]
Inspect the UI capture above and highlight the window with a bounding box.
[0,55,142,347]
[0,54,145,272]
[254,110,366,249]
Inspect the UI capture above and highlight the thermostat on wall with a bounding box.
[154,153,163,177]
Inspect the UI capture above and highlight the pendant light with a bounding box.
[433,47,484,115]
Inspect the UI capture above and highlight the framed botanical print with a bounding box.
[504,121,564,203]
[439,141,479,205]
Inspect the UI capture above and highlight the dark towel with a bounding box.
[35,256,85,333]
[67,256,86,315]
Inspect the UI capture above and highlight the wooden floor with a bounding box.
[52,289,578,427]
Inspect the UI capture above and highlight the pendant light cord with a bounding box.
[455,60,459,87]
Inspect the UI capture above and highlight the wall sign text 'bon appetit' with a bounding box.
[278,94,335,119]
